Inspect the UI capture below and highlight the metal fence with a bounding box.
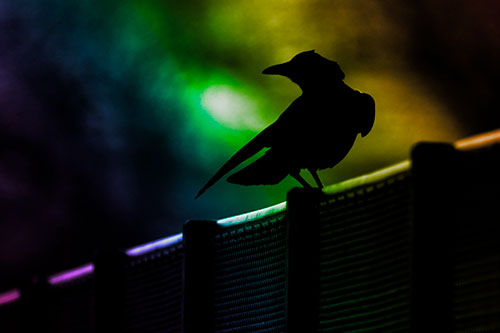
[1,131,500,332]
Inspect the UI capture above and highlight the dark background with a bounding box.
[1,0,499,288]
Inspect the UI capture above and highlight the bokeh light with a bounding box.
[201,85,263,130]
[1,0,499,287]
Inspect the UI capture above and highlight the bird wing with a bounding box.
[195,124,275,198]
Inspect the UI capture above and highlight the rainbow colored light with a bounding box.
[0,0,469,220]
[455,129,500,150]
[0,289,20,306]
[48,263,95,285]
[217,201,287,226]
[126,233,183,256]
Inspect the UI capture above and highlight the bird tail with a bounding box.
[195,129,270,198]
[227,152,288,186]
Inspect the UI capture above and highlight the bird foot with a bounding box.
[291,173,312,188]
[309,169,324,188]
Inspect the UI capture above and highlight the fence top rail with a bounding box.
[48,263,95,286]
[216,160,413,227]
[126,233,183,257]
[216,161,411,227]
[0,288,20,306]
[322,160,411,197]
[455,128,500,150]
[217,201,287,227]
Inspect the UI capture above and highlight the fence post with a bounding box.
[19,278,50,333]
[94,250,127,333]
[411,142,455,332]
[183,220,217,333]
[286,187,322,332]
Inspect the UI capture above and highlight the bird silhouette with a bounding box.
[196,50,375,198]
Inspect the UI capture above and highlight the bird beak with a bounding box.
[262,62,291,76]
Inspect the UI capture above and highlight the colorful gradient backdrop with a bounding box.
[1,0,499,285]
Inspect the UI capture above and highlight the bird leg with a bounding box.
[308,168,324,188]
[291,172,312,188]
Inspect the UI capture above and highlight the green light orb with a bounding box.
[201,85,263,130]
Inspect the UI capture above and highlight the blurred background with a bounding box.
[1,0,499,287]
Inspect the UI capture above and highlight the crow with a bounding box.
[196,50,374,198]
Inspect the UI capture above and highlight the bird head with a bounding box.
[262,50,345,89]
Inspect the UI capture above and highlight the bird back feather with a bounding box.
[359,93,375,137]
